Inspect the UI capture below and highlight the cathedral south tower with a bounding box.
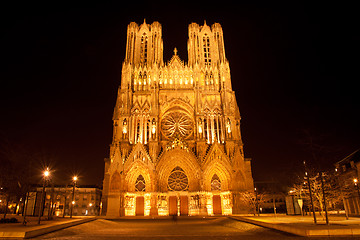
[102,20,254,217]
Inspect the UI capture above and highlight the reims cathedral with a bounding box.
[102,20,254,217]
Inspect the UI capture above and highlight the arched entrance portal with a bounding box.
[157,148,200,216]
[157,148,201,192]
[166,167,190,216]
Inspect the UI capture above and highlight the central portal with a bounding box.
[180,196,188,215]
[169,196,177,215]
[136,196,144,216]
[213,195,222,215]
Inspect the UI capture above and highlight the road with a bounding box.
[33,217,354,240]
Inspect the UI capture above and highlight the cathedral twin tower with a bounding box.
[102,20,254,217]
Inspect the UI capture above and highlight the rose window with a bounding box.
[161,112,193,139]
[211,174,221,191]
[167,167,189,191]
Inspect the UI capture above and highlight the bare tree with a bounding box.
[238,190,266,216]
[0,140,33,219]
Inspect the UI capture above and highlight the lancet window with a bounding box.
[135,175,146,192]
[136,121,141,143]
[203,110,225,144]
[211,174,221,191]
[146,119,150,143]
[140,33,148,64]
[127,32,135,61]
[216,32,224,61]
[122,118,128,139]
[203,34,211,65]
[226,118,231,138]
[130,109,153,145]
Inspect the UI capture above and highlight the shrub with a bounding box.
[0,218,19,223]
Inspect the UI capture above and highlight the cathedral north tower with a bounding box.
[102,20,254,217]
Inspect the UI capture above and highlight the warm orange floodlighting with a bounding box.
[354,178,358,184]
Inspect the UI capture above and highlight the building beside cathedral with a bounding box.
[102,20,254,217]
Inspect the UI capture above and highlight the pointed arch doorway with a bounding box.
[135,175,145,216]
[136,196,144,216]
[167,167,190,216]
[213,195,222,215]
[211,174,222,215]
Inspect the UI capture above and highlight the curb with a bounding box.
[0,217,96,239]
[229,216,360,237]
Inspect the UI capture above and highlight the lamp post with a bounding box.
[38,168,50,225]
[335,168,349,220]
[353,178,360,214]
[70,176,77,218]
[354,178,360,196]
[254,187,259,216]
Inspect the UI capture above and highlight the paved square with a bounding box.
[32,217,354,239]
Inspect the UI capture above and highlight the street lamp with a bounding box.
[254,187,259,216]
[70,176,78,218]
[38,168,50,224]
[354,178,360,198]
[335,168,349,219]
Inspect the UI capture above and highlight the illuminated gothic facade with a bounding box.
[102,20,254,217]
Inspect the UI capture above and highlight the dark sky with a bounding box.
[1,2,359,186]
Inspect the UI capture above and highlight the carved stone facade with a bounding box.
[102,20,254,217]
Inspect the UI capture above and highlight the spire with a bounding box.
[173,47,178,56]
[143,18,146,24]
[204,20,207,26]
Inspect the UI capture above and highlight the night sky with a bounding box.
[1,2,359,186]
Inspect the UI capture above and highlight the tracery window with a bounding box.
[127,32,134,60]
[226,118,231,134]
[168,167,189,191]
[135,175,146,192]
[146,119,151,143]
[136,121,141,143]
[122,118,127,135]
[161,112,193,139]
[140,33,148,64]
[204,117,209,143]
[203,34,211,65]
[214,116,219,142]
[211,174,221,191]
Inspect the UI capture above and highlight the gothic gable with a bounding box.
[138,19,150,33]
[202,143,232,191]
[167,48,184,69]
[108,147,123,175]
[124,143,153,170]
[202,143,230,167]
